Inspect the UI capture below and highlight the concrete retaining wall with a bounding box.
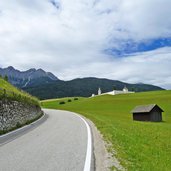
[0,99,42,131]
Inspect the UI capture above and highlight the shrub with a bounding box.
[59,101,65,105]
[16,122,22,128]
[68,99,72,102]
[74,98,78,100]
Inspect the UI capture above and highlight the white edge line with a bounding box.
[72,113,92,171]
[0,112,46,138]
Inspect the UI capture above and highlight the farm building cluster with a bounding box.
[92,86,134,97]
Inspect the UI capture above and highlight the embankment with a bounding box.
[0,99,42,133]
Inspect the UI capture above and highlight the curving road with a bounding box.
[0,109,93,171]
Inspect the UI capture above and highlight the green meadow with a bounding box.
[41,91,171,171]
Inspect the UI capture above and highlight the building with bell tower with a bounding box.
[123,86,128,93]
[98,87,102,95]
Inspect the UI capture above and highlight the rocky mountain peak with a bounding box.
[7,66,15,70]
[0,66,59,88]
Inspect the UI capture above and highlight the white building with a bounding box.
[123,86,128,93]
[98,87,102,95]
[92,94,95,97]
[92,86,134,97]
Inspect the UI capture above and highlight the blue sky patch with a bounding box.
[105,38,171,57]
[50,0,60,10]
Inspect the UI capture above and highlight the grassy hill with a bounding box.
[0,77,39,106]
[41,91,171,171]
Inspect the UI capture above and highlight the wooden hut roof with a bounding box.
[131,104,164,113]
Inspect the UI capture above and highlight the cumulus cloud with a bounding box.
[118,0,171,40]
[0,0,171,89]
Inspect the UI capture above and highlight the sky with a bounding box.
[0,0,171,89]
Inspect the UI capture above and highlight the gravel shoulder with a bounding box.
[86,118,125,171]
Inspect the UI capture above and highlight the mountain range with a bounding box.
[0,66,58,88]
[0,66,164,99]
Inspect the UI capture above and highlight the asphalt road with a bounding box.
[0,109,93,171]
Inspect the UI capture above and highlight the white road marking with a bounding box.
[72,113,92,171]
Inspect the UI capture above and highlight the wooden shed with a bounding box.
[131,104,163,122]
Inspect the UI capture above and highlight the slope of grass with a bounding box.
[41,97,85,107]
[41,90,171,171]
[0,78,39,106]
